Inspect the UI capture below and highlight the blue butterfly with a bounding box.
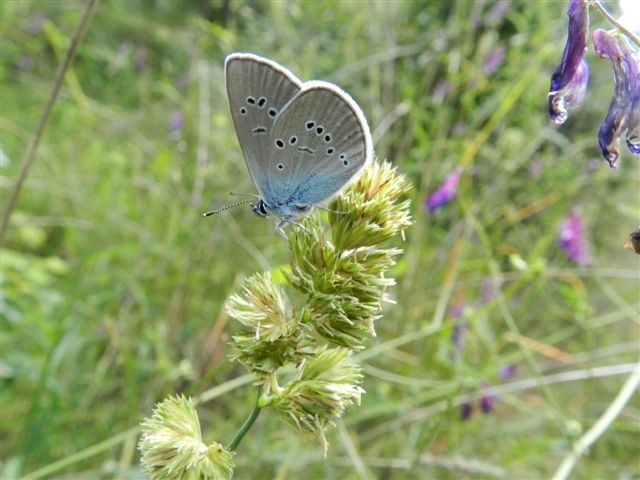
[204,53,373,237]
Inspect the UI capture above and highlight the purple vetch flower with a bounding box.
[425,167,462,213]
[499,364,517,381]
[559,210,590,265]
[479,395,494,414]
[451,320,468,360]
[459,366,516,422]
[592,29,640,168]
[548,0,590,124]
[480,383,497,414]
[483,46,506,76]
[460,402,474,421]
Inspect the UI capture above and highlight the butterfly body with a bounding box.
[220,53,373,237]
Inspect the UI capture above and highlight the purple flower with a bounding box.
[559,210,590,265]
[480,384,497,414]
[425,167,462,213]
[592,29,640,168]
[460,402,474,421]
[483,46,505,76]
[451,320,468,359]
[499,364,517,381]
[548,0,590,124]
[449,299,464,319]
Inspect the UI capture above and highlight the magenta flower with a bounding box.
[559,210,590,265]
[548,0,590,124]
[425,167,462,213]
[592,29,640,168]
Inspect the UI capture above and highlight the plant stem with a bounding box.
[591,0,640,46]
[226,387,263,451]
[22,426,139,480]
[0,0,99,243]
[552,361,640,480]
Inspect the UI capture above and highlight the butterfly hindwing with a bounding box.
[262,81,373,207]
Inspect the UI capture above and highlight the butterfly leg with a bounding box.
[275,217,311,239]
[275,218,289,240]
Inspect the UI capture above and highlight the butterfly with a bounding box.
[204,53,373,238]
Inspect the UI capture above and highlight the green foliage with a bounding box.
[1,0,638,479]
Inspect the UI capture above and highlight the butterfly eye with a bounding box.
[315,125,324,135]
[246,96,256,105]
[339,153,349,166]
[324,134,332,143]
[327,147,335,155]
[276,163,285,170]
[240,107,247,116]
[289,136,298,145]
[305,121,315,130]
[257,97,267,108]
[268,108,277,117]
[275,139,285,149]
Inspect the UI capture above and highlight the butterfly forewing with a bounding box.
[225,53,302,198]
[264,81,373,206]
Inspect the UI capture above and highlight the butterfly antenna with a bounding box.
[229,192,261,199]
[202,199,255,217]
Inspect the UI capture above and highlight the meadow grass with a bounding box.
[1,1,639,479]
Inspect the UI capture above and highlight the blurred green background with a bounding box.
[2,0,639,478]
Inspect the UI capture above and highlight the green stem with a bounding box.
[226,387,263,451]
[0,0,99,243]
[22,426,139,479]
[591,0,640,46]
